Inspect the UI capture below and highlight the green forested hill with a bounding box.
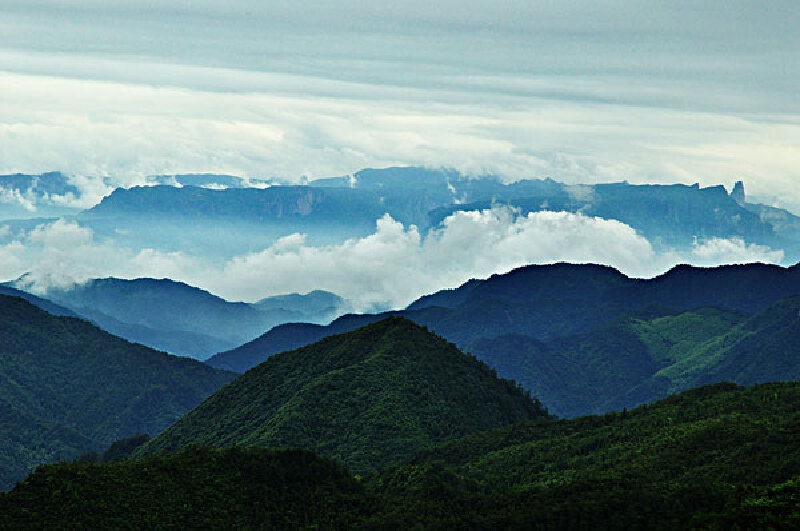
[0,294,236,490]
[0,447,365,530]
[468,305,749,417]
[139,317,548,472]
[209,264,800,415]
[368,380,800,529]
[4,381,799,529]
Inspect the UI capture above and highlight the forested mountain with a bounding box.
[12,278,346,360]
[4,381,799,528]
[0,294,236,490]
[139,317,548,473]
[208,263,800,417]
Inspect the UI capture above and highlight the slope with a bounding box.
[0,447,365,530]
[370,381,800,529]
[4,382,800,529]
[141,317,548,472]
[0,294,236,489]
[18,278,347,360]
[209,262,800,374]
[467,305,748,417]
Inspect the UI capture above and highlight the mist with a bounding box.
[2,207,784,311]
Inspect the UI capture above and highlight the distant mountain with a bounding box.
[468,305,750,417]
[0,294,235,490]
[206,314,384,372]
[208,262,800,417]
[13,278,346,360]
[72,167,800,260]
[140,317,548,473]
[0,172,83,218]
[209,262,800,373]
[4,381,799,528]
[0,285,76,317]
[148,173,274,188]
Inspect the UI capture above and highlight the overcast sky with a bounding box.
[1,1,799,208]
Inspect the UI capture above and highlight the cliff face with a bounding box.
[731,180,746,205]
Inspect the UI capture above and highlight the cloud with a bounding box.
[691,237,785,265]
[3,219,202,292]
[1,209,786,312]
[0,1,798,212]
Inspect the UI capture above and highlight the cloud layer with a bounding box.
[3,208,785,311]
[0,1,798,210]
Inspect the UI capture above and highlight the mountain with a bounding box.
[207,262,800,417]
[14,278,347,360]
[604,294,800,411]
[209,262,800,371]
[71,167,800,261]
[0,285,76,317]
[139,317,549,473]
[467,305,748,417]
[0,172,83,219]
[0,294,236,490]
[4,381,799,528]
[429,180,790,252]
[205,313,385,372]
[380,380,800,529]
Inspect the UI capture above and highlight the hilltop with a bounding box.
[140,317,548,472]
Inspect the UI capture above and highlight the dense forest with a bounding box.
[137,317,549,473]
[2,381,798,528]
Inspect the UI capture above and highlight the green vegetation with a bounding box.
[467,299,800,418]
[0,294,236,490]
[0,447,365,530]
[3,381,799,528]
[211,263,800,420]
[138,317,549,472]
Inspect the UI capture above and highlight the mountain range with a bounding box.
[8,278,347,360]
[209,262,800,417]
[7,167,799,263]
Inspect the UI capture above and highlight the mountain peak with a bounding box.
[140,318,548,472]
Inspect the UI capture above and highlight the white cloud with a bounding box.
[691,237,784,265]
[0,0,798,213]
[1,209,786,311]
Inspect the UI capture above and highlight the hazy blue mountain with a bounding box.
[430,181,787,252]
[69,168,800,263]
[0,285,77,318]
[0,294,235,489]
[0,172,83,218]
[16,278,347,360]
[252,290,346,319]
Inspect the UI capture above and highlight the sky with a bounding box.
[0,1,798,306]
[1,1,798,208]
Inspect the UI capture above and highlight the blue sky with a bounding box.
[1,0,798,208]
